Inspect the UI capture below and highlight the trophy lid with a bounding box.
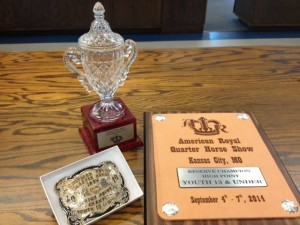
[79,2,124,50]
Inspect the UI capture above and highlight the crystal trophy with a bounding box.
[64,2,143,154]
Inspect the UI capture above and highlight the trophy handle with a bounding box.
[120,40,138,84]
[63,47,93,92]
[124,39,138,68]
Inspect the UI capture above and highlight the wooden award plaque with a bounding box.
[79,98,143,154]
[144,112,300,225]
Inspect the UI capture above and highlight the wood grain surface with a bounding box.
[0,46,299,225]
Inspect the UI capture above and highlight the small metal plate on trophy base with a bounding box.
[40,146,143,225]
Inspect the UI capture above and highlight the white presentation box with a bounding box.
[40,146,143,225]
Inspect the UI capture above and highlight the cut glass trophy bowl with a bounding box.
[64,2,138,122]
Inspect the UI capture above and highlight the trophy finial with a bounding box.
[93,2,105,19]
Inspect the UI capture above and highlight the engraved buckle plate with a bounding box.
[40,146,143,225]
[55,161,129,225]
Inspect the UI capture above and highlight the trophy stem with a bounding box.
[91,97,125,122]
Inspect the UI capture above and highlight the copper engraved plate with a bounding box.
[147,112,300,221]
[55,161,129,225]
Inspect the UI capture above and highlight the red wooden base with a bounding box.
[79,98,143,154]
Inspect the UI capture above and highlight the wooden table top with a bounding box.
[0,46,299,225]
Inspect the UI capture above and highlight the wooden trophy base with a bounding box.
[79,98,143,154]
